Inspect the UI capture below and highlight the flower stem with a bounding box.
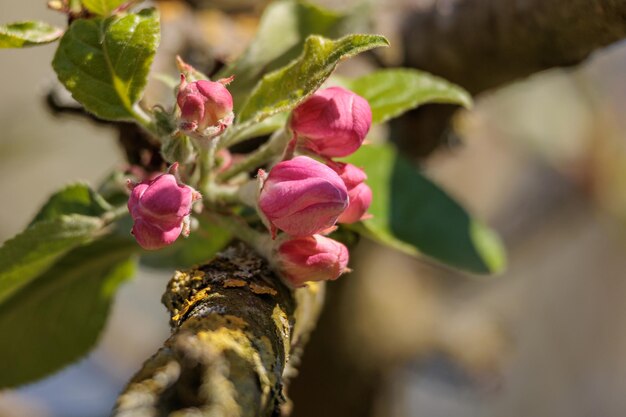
[206,212,272,259]
[218,128,291,182]
[196,138,242,205]
[101,205,129,225]
[131,104,161,140]
[197,147,211,193]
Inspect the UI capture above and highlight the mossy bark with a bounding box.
[112,243,324,417]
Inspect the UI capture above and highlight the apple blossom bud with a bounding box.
[338,182,372,224]
[258,156,348,237]
[277,234,350,287]
[290,86,372,157]
[331,162,367,189]
[127,164,201,250]
[330,162,372,223]
[176,74,234,138]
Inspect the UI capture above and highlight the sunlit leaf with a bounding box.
[0,21,63,48]
[237,34,388,126]
[344,68,472,124]
[0,184,116,303]
[0,215,104,303]
[81,0,126,16]
[218,0,350,109]
[52,8,160,120]
[31,183,111,225]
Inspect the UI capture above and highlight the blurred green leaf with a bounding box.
[140,216,232,269]
[0,237,137,388]
[218,0,350,109]
[346,144,506,274]
[344,68,472,124]
[0,21,63,48]
[237,34,388,126]
[0,215,104,303]
[52,8,160,121]
[31,183,111,225]
[81,0,126,15]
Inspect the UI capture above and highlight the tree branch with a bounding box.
[112,243,325,417]
[396,0,626,157]
[403,0,626,94]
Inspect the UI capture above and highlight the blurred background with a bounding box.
[2,1,626,416]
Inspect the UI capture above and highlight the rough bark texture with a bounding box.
[396,0,626,157]
[112,243,325,417]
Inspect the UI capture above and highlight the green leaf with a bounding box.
[52,8,160,121]
[140,216,231,269]
[0,21,63,48]
[218,0,349,109]
[344,68,472,124]
[31,183,112,225]
[0,237,137,388]
[81,0,126,16]
[0,215,104,303]
[237,34,389,125]
[346,144,506,274]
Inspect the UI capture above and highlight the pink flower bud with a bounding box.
[177,74,234,137]
[338,182,373,224]
[258,156,348,237]
[127,164,201,250]
[290,86,372,158]
[277,235,350,287]
[330,162,372,224]
[331,162,367,189]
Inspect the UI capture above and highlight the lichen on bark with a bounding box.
[113,243,325,417]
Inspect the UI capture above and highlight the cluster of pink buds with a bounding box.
[126,74,373,288]
[127,164,201,250]
[257,87,374,287]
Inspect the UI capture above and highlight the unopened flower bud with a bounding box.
[127,164,201,250]
[258,156,348,237]
[338,182,372,223]
[277,235,350,287]
[331,162,367,189]
[290,86,372,158]
[330,162,372,224]
[176,74,234,138]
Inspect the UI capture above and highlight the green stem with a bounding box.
[206,212,272,259]
[211,184,241,205]
[218,128,291,182]
[207,138,218,180]
[101,205,129,225]
[197,148,211,195]
[218,121,253,150]
[131,104,162,141]
[196,138,242,205]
